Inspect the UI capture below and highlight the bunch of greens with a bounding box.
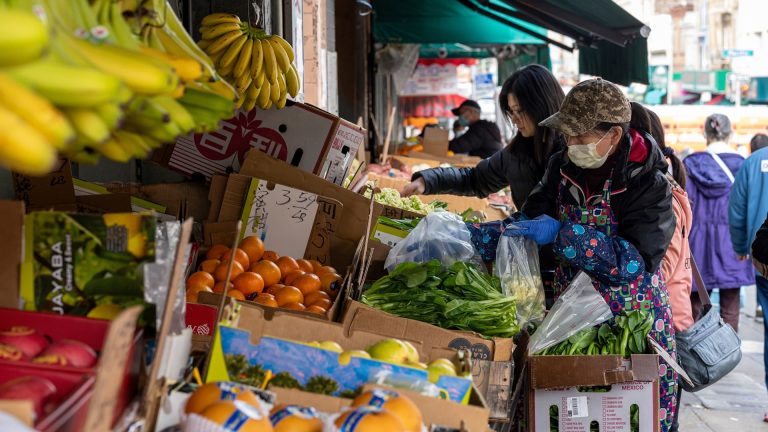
[377,216,421,232]
[537,310,653,357]
[364,187,447,215]
[362,260,519,338]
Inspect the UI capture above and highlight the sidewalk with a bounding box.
[678,285,768,431]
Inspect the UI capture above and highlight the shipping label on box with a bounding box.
[370,221,410,247]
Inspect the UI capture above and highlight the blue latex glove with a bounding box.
[503,215,562,246]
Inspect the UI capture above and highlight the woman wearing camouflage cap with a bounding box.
[507,78,679,432]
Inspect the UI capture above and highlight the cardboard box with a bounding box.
[0,201,24,309]
[528,355,660,432]
[422,127,450,157]
[342,300,514,420]
[164,104,365,185]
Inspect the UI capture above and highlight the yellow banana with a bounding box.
[286,63,300,97]
[268,37,290,73]
[235,74,251,95]
[261,37,278,84]
[243,94,258,112]
[139,46,204,82]
[201,22,243,40]
[250,39,264,77]
[201,13,241,27]
[95,102,125,130]
[0,105,57,175]
[201,79,238,102]
[0,73,74,149]
[254,68,266,89]
[234,38,253,82]
[97,137,133,162]
[63,107,111,145]
[270,74,281,103]
[272,35,295,63]
[246,81,261,100]
[6,59,123,107]
[205,29,245,55]
[219,33,248,71]
[197,39,212,50]
[152,96,196,133]
[0,9,49,67]
[265,98,273,109]
[257,80,271,109]
[276,91,287,109]
[113,130,151,158]
[234,95,244,110]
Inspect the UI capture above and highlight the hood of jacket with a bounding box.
[684,151,740,198]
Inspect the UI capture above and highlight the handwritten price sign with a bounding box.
[241,179,320,258]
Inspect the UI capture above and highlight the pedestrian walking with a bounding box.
[684,114,753,331]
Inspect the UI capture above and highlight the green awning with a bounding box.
[419,44,494,59]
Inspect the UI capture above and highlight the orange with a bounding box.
[213,261,245,282]
[293,274,321,296]
[253,293,278,308]
[213,281,234,294]
[304,290,330,306]
[186,285,212,303]
[282,302,306,311]
[308,260,323,273]
[262,250,279,262]
[309,298,332,310]
[282,269,305,285]
[187,271,215,289]
[296,259,314,273]
[199,259,220,273]
[320,273,343,298]
[185,382,263,414]
[264,284,285,295]
[205,244,229,261]
[273,286,304,306]
[276,256,299,276]
[200,401,272,430]
[251,260,281,287]
[221,248,250,270]
[306,305,327,315]
[239,236,265,263]
[316,266,337,276]
[226,289,246,300]
[233,272,265,296]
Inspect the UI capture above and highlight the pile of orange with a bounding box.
[185,235,343,316]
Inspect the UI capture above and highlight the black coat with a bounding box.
[415,136,556,209]
[448,120,503,159]
[752,215,768,264]
[521,132,675,274]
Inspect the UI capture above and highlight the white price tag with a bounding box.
[566,396,588,418]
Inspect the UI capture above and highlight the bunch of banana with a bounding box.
[198,13,300,111]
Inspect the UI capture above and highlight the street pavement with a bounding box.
[678,285,768,431]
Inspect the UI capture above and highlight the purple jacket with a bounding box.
[684,151,754,291]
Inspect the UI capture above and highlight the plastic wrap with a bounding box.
[494,236,545,329]
[384,212,479,272]
[527,272,614,355]
[143,220,186,332]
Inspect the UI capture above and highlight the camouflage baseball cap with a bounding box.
[538,78,630,136]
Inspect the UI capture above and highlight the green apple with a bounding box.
[338,350,371,365]
[318,341,343,352]
[366,338,411,364]
[405,361,428,370]
[401,340,420,364]
[427,363,457,383]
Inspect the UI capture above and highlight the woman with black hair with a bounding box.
[400,64,565,210]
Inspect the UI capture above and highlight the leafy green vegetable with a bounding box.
[364,187,444,214]
[363,260,519,338]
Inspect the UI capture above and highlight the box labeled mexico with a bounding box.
[165,103,365,185]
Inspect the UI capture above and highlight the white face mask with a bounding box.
[567,131,612,169]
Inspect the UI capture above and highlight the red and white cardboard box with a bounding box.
[166,103,365,185]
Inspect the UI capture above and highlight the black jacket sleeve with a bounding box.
[520,152,562,219]
[414,149,510,198]
[752,215,768,264]
[616,171,675,273]
[448,128,483,154]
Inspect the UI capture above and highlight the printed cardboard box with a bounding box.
[528,354,660,432]
[164,103,365,184]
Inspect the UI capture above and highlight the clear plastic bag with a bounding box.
[143,221,185,332]
[494,236,545,329]
[385,212,479,272]
[527,272,614,355]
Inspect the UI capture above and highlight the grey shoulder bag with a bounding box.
[675,257,742,392]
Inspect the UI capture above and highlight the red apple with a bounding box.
[0,376,57,418]
[0,343,24,361]
[0,326,49,358]
[34,339,97,368]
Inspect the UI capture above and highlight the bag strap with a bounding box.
[690,255,712,307]
[708,151,735,183]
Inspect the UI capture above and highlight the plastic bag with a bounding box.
[385,212,479,272]
[494,236,545,329]
[143,221,185,332]
[527,272,614,354]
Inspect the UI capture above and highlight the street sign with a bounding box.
[723,49,754,58]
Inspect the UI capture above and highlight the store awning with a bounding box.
[374,0,651,85]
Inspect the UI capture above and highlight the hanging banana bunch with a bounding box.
[197,13,301,111]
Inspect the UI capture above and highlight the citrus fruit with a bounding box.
[304,290,330,306]
[187,271,215,289]
[309,297,332,310]
[282,302,306,311]
[252,293,278,307]
[293,274,321,296]
[276,256,299,276]
[214,261,245,282]
[305,305,327,315]
[296,259,314,273]
[221,248,250,270]
[262,250,279,262]
[186,285,213,303]
[239,236,265,263]
[200,401,272,431]
[334,406,406,431]
[270,405,323,432]
[316,266,337,277]
[273,286,303,306]
[233,272,265,296]
[213,281,234,294]
[320,273,343,298]
[282,269,305,285]
[308,260,323,273]
[205,244,229,261]
[199,259,220,273]
[184,382,264,414]
[226,289,246,300]
[264,284,285,295]
[251,260,281,287]
[352,389,422,432]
